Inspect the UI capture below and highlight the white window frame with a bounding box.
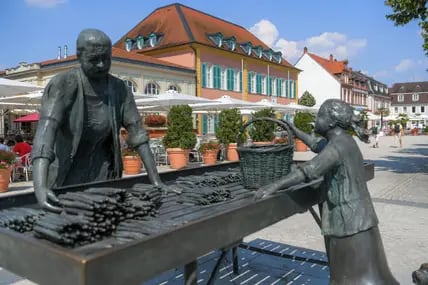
[206,65,213,88]
[412,93,419,101]
[221,68,226,90]
[397,95,404,102]
[272,78,277,96]
[234,70,241,92]
[261,76,266,95]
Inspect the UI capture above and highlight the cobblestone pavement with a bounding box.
[246,134,428,285]
[2,135,427,284]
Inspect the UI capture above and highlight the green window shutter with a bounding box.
[248,72,252,93]
[213,65,221,89]
[276,79,282,97]
[227,68,234,91]
[239,71,242,91]
[256,74,262,94]
[267,77,272,96]
[214,114,220,133]
[201,63,207,88]
[202,115,208,134]
[293,81,297,98]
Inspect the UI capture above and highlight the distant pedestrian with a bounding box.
[393,123,403,147]
[371,125,379,148]
[0,138,10,152]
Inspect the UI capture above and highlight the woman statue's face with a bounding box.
[314,105,332,135]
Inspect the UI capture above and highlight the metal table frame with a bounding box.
[0,161,374,285]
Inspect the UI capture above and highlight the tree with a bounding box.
[298,91,316,107]
[385,0,428,56]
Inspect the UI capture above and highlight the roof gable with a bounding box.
[114,3,294,68]
[307,52,347,75]
[390,81,428,93]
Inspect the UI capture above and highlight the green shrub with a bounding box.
[293,111,314,134]
[162,105,196,149]
[215,108,245,144]
[249,108,276,142]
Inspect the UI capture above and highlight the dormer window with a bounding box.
[412,93,419,101]
[148,32,159,47]
[136,35,145,50]
[223,37,236,51]
[240,42,252,55]
[254,46,263,58]
[416,84,422,91]
[125,38,134,52]
[273,52,282,64]
[208,32,223,47]
[399,85,405,92]
[263,49,273,61]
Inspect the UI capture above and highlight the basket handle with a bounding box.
[237,117,294,147]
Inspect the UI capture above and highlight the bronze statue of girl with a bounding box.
[256,99,399,284]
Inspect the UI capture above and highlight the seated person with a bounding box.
[13,135,32,165]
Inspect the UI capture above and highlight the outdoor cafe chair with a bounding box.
[12,153,32,182]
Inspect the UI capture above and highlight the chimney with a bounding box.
[303,46,308,54]
[57,46,61,60]
[63,45,68,59]
[329,54,334,61]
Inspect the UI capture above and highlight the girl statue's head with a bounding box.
[315,99,369,143]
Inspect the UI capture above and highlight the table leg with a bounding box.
[184,260,198,285]
[232,246,239,274]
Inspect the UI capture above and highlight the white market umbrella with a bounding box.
[383,115,398,121]
[0,78,43,97]
[367,112,381,120]
[253,98,297,112]
[134,90,213,111]
[0,91,43,105]
[190,95,256,111]
[286,102,313,111]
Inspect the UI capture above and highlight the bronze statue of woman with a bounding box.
[256,99,399,284]
[32,29,165,213]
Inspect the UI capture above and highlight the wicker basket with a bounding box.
[237,117,294,189]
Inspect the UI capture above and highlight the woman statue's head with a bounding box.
[315,99,369,143]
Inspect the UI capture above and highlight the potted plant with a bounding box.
[215,108,244,161]
[121,147,142,175]
[144,114,167,127]
[249,108,276,144]
[0,150,16,192]
[162,105,196,169]
[199,140,220,165]
[293,111,314,152]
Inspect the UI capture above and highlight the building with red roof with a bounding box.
[295,47,369,109]
[113,3,300,133]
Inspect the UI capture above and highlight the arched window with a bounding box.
[123,80,137,93]
[168,84,180,92]
[144,82,160,95]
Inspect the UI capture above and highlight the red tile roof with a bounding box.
[114,3,295,69]
[38,47,192,70]
[307,52,348,75]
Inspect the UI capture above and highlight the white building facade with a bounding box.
[294,49,341,107]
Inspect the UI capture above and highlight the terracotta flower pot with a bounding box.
[167,148,189,169]
[0,168,11,192]
[202,149,218,165]
[122,156,142,175]
[294,138,308,152]
[227,143,239,161]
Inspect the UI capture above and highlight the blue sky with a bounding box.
[0,0,427,86]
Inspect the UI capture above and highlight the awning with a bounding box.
[13,112,39,123]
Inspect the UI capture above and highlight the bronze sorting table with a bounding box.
[0,161,374,285]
